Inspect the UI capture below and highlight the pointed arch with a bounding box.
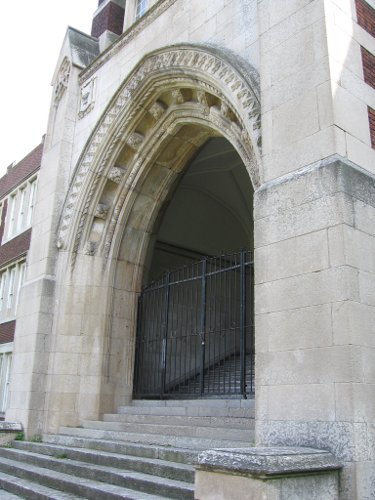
[57,44,262,261]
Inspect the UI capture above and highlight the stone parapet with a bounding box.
[195,446,341,500]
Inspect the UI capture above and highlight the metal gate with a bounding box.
[133,250,254,398]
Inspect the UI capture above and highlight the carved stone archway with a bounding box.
[55,44,262,418]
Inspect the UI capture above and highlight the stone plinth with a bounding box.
[195,447,342,500]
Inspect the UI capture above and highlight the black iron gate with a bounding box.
[133,250,254,398]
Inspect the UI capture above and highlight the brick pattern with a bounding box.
[0,142,43,199]
[0,229,31,268]
[361,46,375,88]
[356,0,375,37]
[369,107,375,149]
[0,320,15,344]
[91,2,125,38]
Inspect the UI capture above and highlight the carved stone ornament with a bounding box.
[171,89,184,105]
[54,58,71,106]
[58,45,261,254]
[149,101,167,120]
[196,90,209,109]
[94,203,109,220]
[108,166,126,184]
[79,78,96,119]
[126,132,144,150]
[85,241,98,256]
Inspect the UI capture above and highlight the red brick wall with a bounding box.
[356,0,375,37]
[0,142,42,199]
[91,2,125,38]
[369,107,375,149]
[361,46,375,88]
[0,320,15,344]
[0,229,31,268]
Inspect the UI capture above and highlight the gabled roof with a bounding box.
[0,141,43,199]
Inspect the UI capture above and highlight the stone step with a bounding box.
[12,441,194,483]
[129,398,254,408]
[116,405,254,418]
[103,413,254,428]
[43,434,199,465]
[81,419,254,440]
[0,471,84,499]
[58,426,255,449]
[0,454,180,499]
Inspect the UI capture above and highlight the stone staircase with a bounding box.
[0,398,255,498]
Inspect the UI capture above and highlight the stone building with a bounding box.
[0,143,41,418]
[1,0,375,498]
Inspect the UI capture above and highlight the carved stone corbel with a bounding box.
[94,203,109,220]
[149,101,167,120]
[108,166,126,184]
[171,89,184,105]
[127,132,144,150]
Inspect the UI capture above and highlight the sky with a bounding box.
[0,1,99,174]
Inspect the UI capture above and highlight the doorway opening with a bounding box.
[134,137,254,399]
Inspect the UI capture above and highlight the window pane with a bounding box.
[136,0,148,19]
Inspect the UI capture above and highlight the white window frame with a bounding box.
[135,0,148,19]
[6,268,16,310]
[0,344,13,413]
[7,193,17,239]
[0,259,27,322]
[0,272,6,313]
[27,178,37,227]
[4,174,38,243]
[17,187,26,233]
[15,262,26,313]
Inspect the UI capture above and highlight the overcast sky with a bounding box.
[0,1,98,174]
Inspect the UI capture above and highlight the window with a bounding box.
[7,268,15,310]
[5,175,38,241]
[135,0,148,19]
[0,272,6,313]
[0,347,12,413]
[27,179,37,227]
[7,194,16,239]
[17,188,26,233]
[0,260,26,322]
[15,262,26,313]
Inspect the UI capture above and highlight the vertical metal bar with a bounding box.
[161,272,170,397]
[249,251,254,394]
[240,250,246,397]
[199,258,207,396]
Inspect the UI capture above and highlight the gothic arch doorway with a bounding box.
[134,137,254,399]
[55,44,261,418]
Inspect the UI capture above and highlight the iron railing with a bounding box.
[134,250,254,398]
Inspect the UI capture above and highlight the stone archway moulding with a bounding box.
[57,44,262,262]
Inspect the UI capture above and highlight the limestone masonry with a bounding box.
[1,1,375,498]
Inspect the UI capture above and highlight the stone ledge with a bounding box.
[0,422,23,432]
[196,447,342,478]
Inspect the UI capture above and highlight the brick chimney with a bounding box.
[91,0,126,51]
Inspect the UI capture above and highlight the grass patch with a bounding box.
[14,432,24,441]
